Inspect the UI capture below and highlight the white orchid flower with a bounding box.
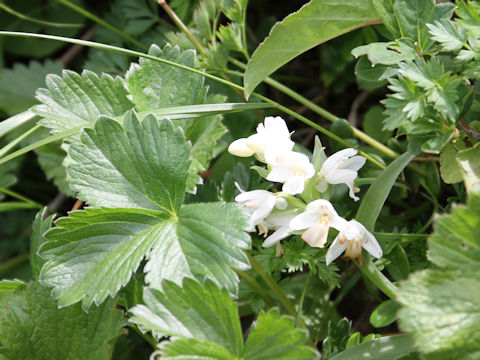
[316,148,366,201]
[289,199,348,248]
[228,116,294,164]
[266,151,315,195]
[235,189,288,232]
[261,211,299,248]
[326,219,382,266]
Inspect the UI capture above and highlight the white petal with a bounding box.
[290,211,320,230]
[282,175,305,195]
[321,148,357,175]
[266,166,292,182]
[262,225,291,247]
[301,222,329,248]
[343,155,366,172]
[250,197,276,225]
[326,235,347,265]
[235,190,272,203]
[324,169,357,185]
[329,215,349,232]
[361,228,383,259]
[228,138,254,157]
[264,116,290,137]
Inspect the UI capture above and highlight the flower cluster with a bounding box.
[229,116,382,265]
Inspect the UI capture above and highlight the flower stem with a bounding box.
[235,269,276,307]
[356,256,397,300]
[56,0,145,50]
[0,187,43,208]
[295,272,311,328]
[245,252,297,317]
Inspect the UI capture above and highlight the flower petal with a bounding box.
[289,211,320,230]
[301,221,329,248]
[326,235,347,265]
[343,155,366,172]
[235,190,272,202]
[262,225,291,247]
[282,175,305,195]
[228,138,254,157]
[266,166,292,182]
[250,197,276,225]
[362,229,383,259]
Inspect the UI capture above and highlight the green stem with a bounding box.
[355,256,397,300]
[295,272,311,328]
[0,3,83,28]
[0,187,43,208]
[246,252,297,317]
[235,269,276,307]
[56,0,145,50]
[333,271,362,307]
[0,202,42,212]
[0,124,42,158]
[0,125,81,166]
[0,253,29,274]
[157,0,206,54]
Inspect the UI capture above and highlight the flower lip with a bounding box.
[325,219,383,265]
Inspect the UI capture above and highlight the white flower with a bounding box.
[266,151,315,195]
[235,189,288,232]
[289,199,348,248]
[326,219,382,266]
[261,211,298,248]
[228,116,294,164]
[316,148,366,201]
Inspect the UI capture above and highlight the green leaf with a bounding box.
[331,334,417,360]
[363,106,392,144]
[0,279,25,293]
[30,208,55,278]
[217,23,243,52]
[0,60,63,116]
[131,279,317,359]
[457,143,480,194]
[131,278,243,354]
[34,70,133,134]
[370,299,400,328]
[427,19,466,52]
[66,113,190,213]
[0,282,123,360]
[244,308,318,360]
[398,270,480,358]
[244,0,379,97]
[439,143,463,184]
[371,0,401,38]
[428,195,480,270]
[393,0,455,51]
[163,338,235,360]
[357,152,415,231]
[351,39,415,66]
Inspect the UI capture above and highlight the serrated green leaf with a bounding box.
[244,0,379,97]
[427,19,466,52]
[398,270,480,358]
[163,338,235,360]
[131,279,317,359]
[131,279,244,355]
[331,334,417,360]
[439,143,463,184]
[0,60,63,116]
[456,1,480,38]
[0,282,123,360]
[217,23,243,52]
[66,113,190,213]
[371,0,401,38]
[34,70,133,134]
[457,143,480,194]
[393,0,455,51]
[428,195,480,270]
[31,208,55,278]
[244,308,318,360]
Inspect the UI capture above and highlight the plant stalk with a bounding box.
[235,269,276,307]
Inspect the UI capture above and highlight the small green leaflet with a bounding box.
[40,114,250,309]
[130,278,318,359]
[398,195,480,359]
[0,282,123,360]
